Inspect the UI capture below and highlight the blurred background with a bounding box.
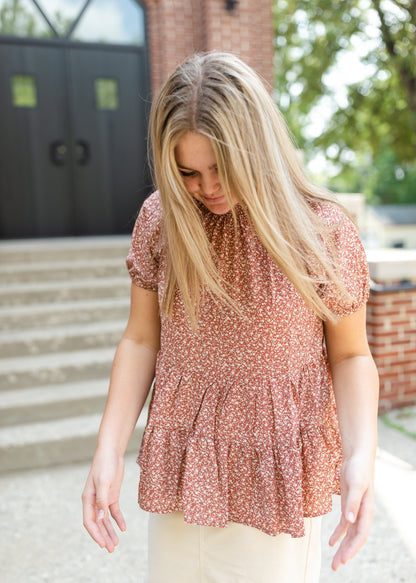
[0,1,415,581]
[272,0,416,250]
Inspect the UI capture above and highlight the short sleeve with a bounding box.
[318,206,370,318]
[126,192,163,292]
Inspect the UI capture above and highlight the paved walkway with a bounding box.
[1,411,415,583]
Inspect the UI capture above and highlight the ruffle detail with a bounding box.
[136,364,342,538]
[314,205,370,318]
[126,192,164,292]
[137,424,341,538]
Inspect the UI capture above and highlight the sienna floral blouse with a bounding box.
[126,191,370,538]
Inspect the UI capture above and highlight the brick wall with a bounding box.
[203,0,274,87]
[367,284,416,412]
[143,0,274,93]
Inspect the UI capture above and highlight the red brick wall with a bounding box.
[203,0,274,87]
[143,0,274,93]
[367,286,416,411]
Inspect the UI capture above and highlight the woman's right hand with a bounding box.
[82,449,127,552]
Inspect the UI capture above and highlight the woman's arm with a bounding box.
[96,284,160,455]
[82,283,160,552]
[324,305,379,571]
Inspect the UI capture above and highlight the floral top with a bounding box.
[126,191,370,538]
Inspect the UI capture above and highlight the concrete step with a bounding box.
[0,411,148,473]
[0,297,130,331]
[0,320,125,357]
[0,380,109,426]
[0,235,130,264]
[0,258,127,283]
[0,347,115,391]
[0,235,141,471]
[0,277,130,306]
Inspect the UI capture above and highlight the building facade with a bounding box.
[0,0,274,238]
[366,205,416,249]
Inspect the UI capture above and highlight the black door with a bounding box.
[68,46,149,235]
[0,42,73,237]
[0,41,149,238]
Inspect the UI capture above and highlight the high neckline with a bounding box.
[195,198,242,219]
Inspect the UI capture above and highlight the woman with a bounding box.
[82,52,379,582]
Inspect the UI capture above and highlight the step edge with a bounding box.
[0,347,116,373]
[0,319,126,342]
[0,411,148,447]
[0,380,109,408]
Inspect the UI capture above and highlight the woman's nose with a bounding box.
[200,174,220,195]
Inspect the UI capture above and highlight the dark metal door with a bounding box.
[0,41,149,238]
[0,43,73,237]
[67,46,149,235]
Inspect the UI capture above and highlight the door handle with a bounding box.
[50,140,68,165]
[75,139,90,165]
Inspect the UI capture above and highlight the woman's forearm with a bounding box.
[96,337,158,456]
[331,354,379,461]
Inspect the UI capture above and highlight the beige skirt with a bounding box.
[145,511,322,583]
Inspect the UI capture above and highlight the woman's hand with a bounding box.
[81,286,159,552]
[82,449,127,553]
[324,307,379,570]
[329,455,375,571]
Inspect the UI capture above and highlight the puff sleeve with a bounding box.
[318,205,370,318]
[126,192,163,292]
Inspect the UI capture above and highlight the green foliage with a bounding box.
[0,0,42,37]
[273,0,362,144]
[273,0,416,202]
[0,0,73,39]
[365,148,416,204]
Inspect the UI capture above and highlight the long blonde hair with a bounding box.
[150,51,350,326]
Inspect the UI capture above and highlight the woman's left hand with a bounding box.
[329,455,375,571]
[324,307,379,571]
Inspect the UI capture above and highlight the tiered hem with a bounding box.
[137,422,342,538]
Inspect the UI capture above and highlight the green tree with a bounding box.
[0,0,40,36]
[365,148,416,204]
[0,0,73,39]
[273,0,416,202]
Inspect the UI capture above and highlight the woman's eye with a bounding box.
[179,170,196,177]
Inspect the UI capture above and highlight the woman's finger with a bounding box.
[95,482,109,518]
[331,489,374,570]
[97,513,118,552]
[85,519,107,548]
[328,514,348,547]
[331,518,368,570]
[109,501,127,532]
[102,512,120,546]
[330,483,362,547]
[82,486,116,552]
[82,500,106,548]
[340,481,365,527]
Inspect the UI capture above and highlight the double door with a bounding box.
[0,41,149,237]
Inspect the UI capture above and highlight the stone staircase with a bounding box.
[0,236,149,473]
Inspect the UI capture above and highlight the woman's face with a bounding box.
[175,132,235,215]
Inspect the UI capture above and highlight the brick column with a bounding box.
[367,285,416,411]
[367,250,416,411]
[143,0,274,94]
[203,0,274,86]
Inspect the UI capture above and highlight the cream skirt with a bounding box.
[145,511,322,583]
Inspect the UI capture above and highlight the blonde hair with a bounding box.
[150,51,350,326]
